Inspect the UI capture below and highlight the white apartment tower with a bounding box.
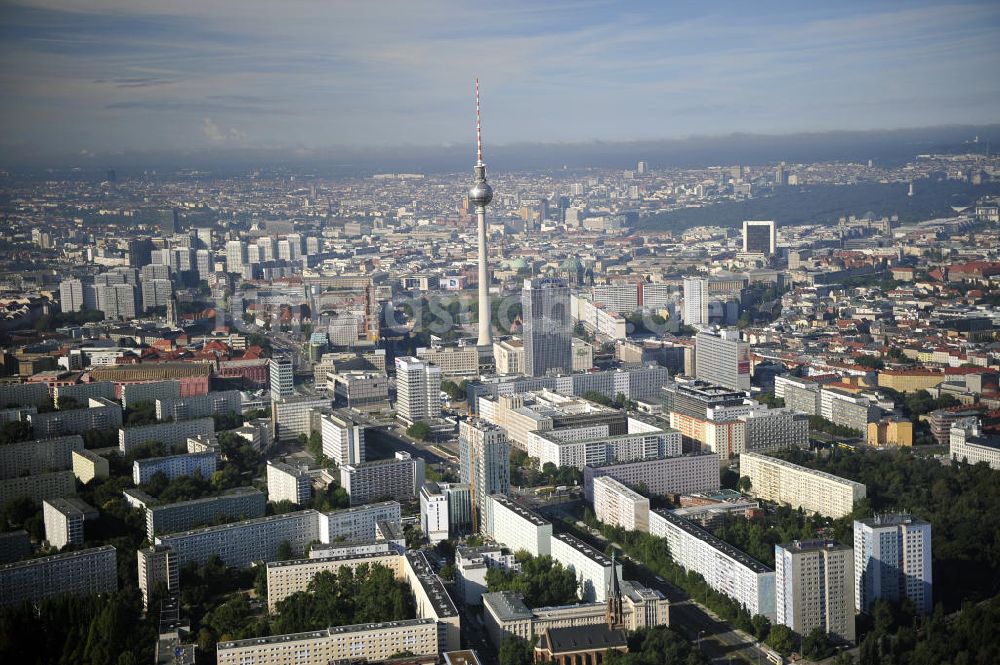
[853,514,932,615]
[683,277,709,326]
[320,412,366,466]
[394,356,441,424]
[775,540,855,644]
[459,419,511,534]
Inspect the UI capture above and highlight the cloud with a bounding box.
[0,0,997,158]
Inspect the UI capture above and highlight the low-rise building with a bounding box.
[949,418,1000,469]
[455,546,520,606]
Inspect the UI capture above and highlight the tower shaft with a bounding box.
[476,207,491,347]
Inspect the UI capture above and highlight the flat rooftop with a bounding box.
[489,494,550,528]
[741,452,866,489]
[217,618,436,650]
[653,509,772,575]
[405,550,458,618]
[552,532,614,567]
[857,513,930,528]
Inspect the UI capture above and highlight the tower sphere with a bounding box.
[469,181,493,206]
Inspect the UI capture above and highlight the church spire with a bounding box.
[606,550,623,629]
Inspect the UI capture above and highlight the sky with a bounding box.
[0,0,999,163]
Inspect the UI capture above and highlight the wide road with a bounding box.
[533,500,774,665]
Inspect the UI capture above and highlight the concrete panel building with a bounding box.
[775,540,855,643]
[394,356,441,424]
[0,434,84,480]
[584,453,720,501]
[549,532,622,603]
[155,390,242,421]
[71,449,109,484]
[42,497,97,550]
[28,398,123,439]
[484,494,552,558]
[694,329,751,392]
[266,460,312,505]
[649,509,775,620]
[272,396,332,443]
[0,545,117,607]
[130,487,267,540]
[319,411,365,466]
[740,452,866,519]
[340,451,425,506]
[592,476,650,533]
[119,417,215,455]
[854,514,932,615]
[133,451,217,486]
[459,418,511,533]
[0,470,76,506]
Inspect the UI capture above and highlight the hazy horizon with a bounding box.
[2,0,999,168]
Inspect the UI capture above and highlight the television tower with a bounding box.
[469,79,494,348]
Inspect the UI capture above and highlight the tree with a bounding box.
[406,421,432,441]
[737,476,752,493]
[486,552,578,607]
[801,626,835,661]
[276,540,294,561]
[441,380,466,401]
[498,635,534,665]
[0,421,33,445]
[766,624,794,656]
[751,614,771,641]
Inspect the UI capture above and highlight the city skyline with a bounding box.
[1,1,999,163]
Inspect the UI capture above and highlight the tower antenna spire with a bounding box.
[476,78,484,166]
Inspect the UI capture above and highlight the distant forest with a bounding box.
[634,180,1000,233]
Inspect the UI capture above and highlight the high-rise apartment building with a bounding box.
[42,497,97,550]
[854,514,932,615]
[682,277,709,326]
[225,240,246,273]
[775,540,855,643]
[266,460,312,506]
[695,328,751,392]
[320,412,365,466]
[59,278,85,313]
[394,356,441,424]
[270,356,294,400]
[522,278,572,377]
[340,452,425,506]
[743,220,776,255]
[459,419,511,533]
